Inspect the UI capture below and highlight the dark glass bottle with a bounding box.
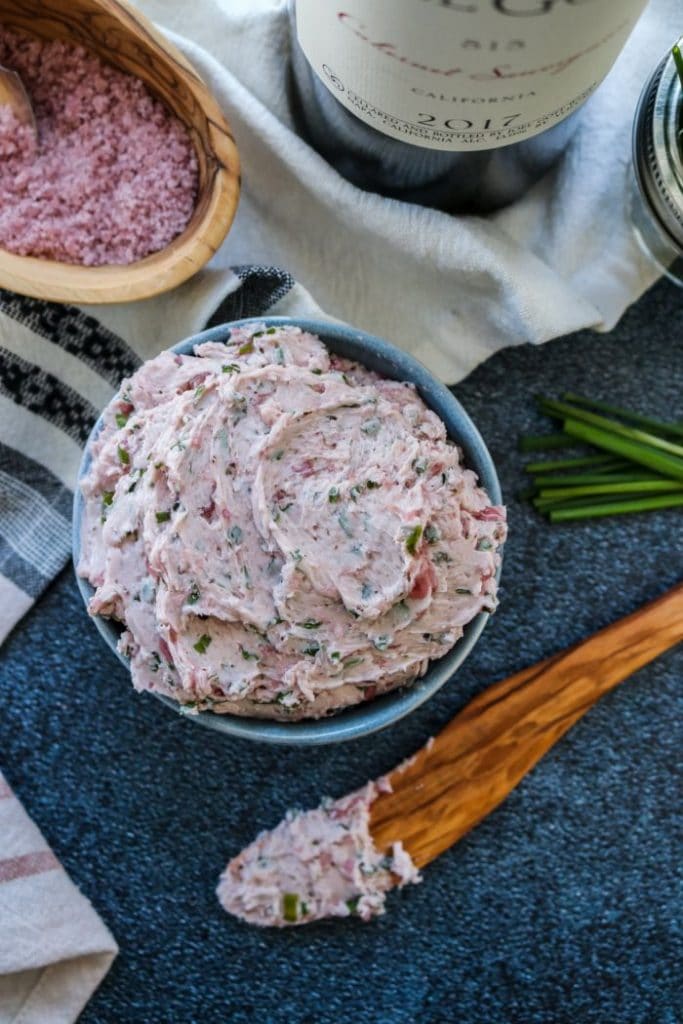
[289,0,648,213]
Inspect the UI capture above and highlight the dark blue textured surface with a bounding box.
[1,279,682,1024]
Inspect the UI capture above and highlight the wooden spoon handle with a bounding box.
[370,583,683,869]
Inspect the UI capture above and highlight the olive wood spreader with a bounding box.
[369,583,683,869]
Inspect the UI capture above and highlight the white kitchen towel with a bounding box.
[0,771,118,1024]
[83,0,675,384]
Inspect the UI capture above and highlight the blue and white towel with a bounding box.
[0,267,324,645]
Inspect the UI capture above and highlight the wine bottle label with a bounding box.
[295,0,648,151]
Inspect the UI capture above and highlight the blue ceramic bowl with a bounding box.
[73,317,503,745]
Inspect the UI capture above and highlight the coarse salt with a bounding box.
[0,27,198,266]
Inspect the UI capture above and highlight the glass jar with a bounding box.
[631,41,683,286]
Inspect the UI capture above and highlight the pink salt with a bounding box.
[0,27,198,266]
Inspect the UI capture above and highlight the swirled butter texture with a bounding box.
[78,325,505,720]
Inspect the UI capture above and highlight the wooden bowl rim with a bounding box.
[0,0,240,304]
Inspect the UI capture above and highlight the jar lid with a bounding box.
[633,44,683,249]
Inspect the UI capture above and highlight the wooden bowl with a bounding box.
[0,0,240,303]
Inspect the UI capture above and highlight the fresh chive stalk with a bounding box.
[530,472,663,488]
[547,493,683,522]
[537,479,683,501]
[563,419,683,482]
[673,43,683,91]
[533,490,682,512]
[533,494,617,511]
[538,398,683,459]
[517,485,538,501]
[562,392,683,439]
[517,431,573,453]
[524,454,627,474]
[282,893,300,923]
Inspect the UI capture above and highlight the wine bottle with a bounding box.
[290,0,649,212]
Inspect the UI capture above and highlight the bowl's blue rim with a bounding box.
[73,316,503,746]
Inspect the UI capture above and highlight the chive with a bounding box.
[537,480,683,500]
[533,494,613,512]
[302,641,321,656]
[240,647,259,660]
[517,485,538,502]
[117,446,130,465]
[338,511,354,537]
[328,487,341,503]
[548,493,683,522]
[115,412,129,428]
[673,43,683,91]
[405,524,422,555]
[222,363,240,374]
[298,619,322,629]
[433,551,451,564]
[228,525,243,545]
[518,432,573,452]
[366,479,380,489]
[563,420,683,482]
[187,585,200,605]
[311,368,323,375]
[361,418,381,436]
[343,656,364,668]
[266,327,277,334]
[524,454,626,474]
[346,897,360,915]
[193,634,212,654]
[373,635,390,651]
[532,472,665,488]
[102,491,114,507]
[538,399,683,459]
[238,340,254,355]
[476,538,493,551]
[155,510,171,523]
[424,524,440,544]
[534,489,677,512]
[194,384,205,402]
[282,893,299,923]
[562,392,683,439]
[271,449,285,461]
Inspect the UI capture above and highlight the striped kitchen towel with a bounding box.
[0,770,117,1024]
[0,265,327,645]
